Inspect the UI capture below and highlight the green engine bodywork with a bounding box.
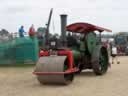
[70,32,109,75]
[71,32,98,65]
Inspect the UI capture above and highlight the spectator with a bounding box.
[111,45,120,64]
[18,26,25,37]
[29,24,36,37]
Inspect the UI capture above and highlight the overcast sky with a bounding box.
[0,0,128,34]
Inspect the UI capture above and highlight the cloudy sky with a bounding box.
[0,0,127,34]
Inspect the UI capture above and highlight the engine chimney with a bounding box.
[60,14,67,46]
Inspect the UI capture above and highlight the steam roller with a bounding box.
[34,50,78,85]
[33,21,112,85]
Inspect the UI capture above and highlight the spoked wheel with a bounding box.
[92,46,109,75]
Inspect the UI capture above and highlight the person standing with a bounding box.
[111,45,120,64]
[28,24,36,37]
[18,26,25,37]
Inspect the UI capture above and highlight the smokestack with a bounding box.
[60,14,67,46]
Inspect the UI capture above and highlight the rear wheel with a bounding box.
[92,46,109,75]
